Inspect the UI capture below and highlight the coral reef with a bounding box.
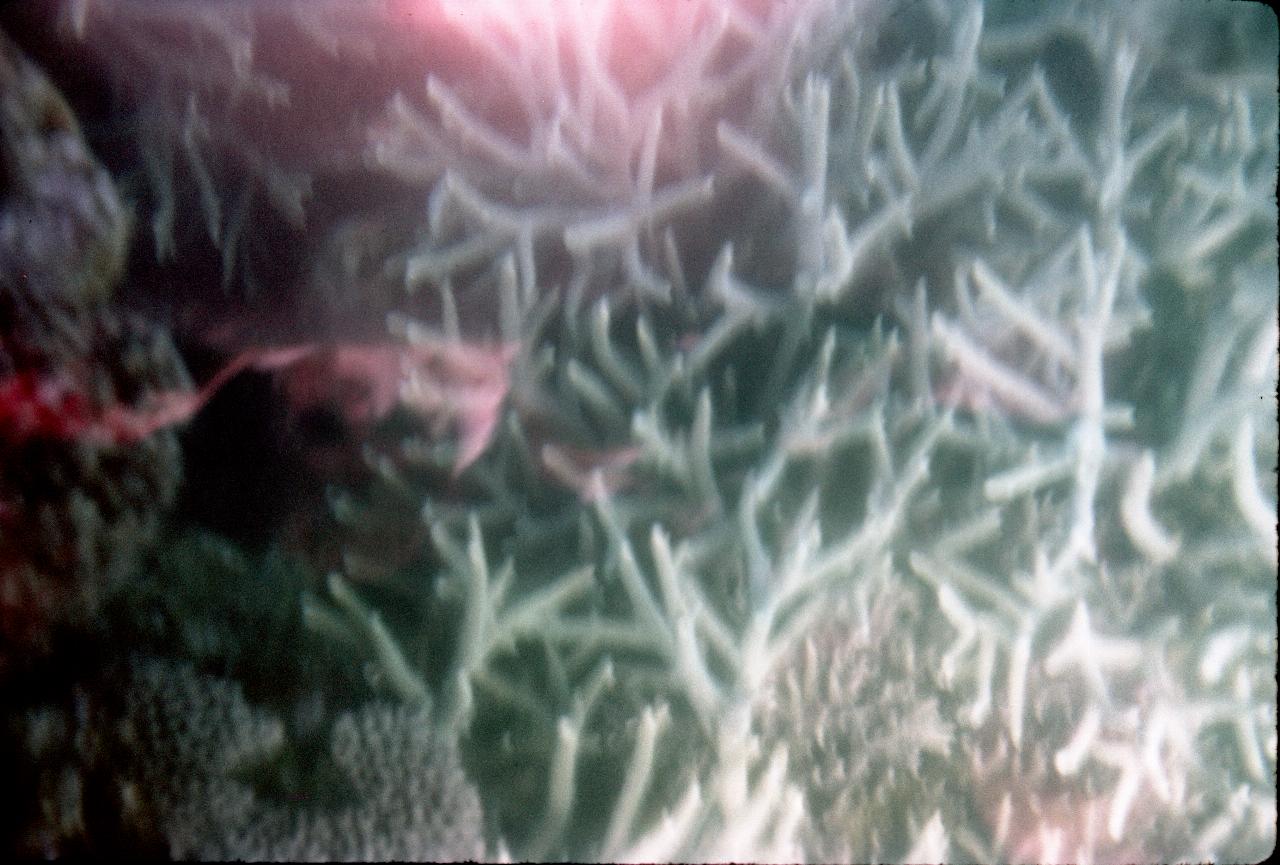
[754,571,960,862]
[9,657,485,860]
[2,0,1275,862]
[1,21,191,672]
[305,1,1276,861]
[0,307,187,663]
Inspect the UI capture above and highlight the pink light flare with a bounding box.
[385,0,760,97]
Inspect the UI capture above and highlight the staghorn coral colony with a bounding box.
[1,0,1276,861]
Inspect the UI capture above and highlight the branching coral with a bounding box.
[296,1,1276,861]
[43,0,407,284]
[371,0,855,305]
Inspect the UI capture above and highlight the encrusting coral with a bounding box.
[9,656,485,860]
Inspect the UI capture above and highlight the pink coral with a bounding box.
[394,335,519,475]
